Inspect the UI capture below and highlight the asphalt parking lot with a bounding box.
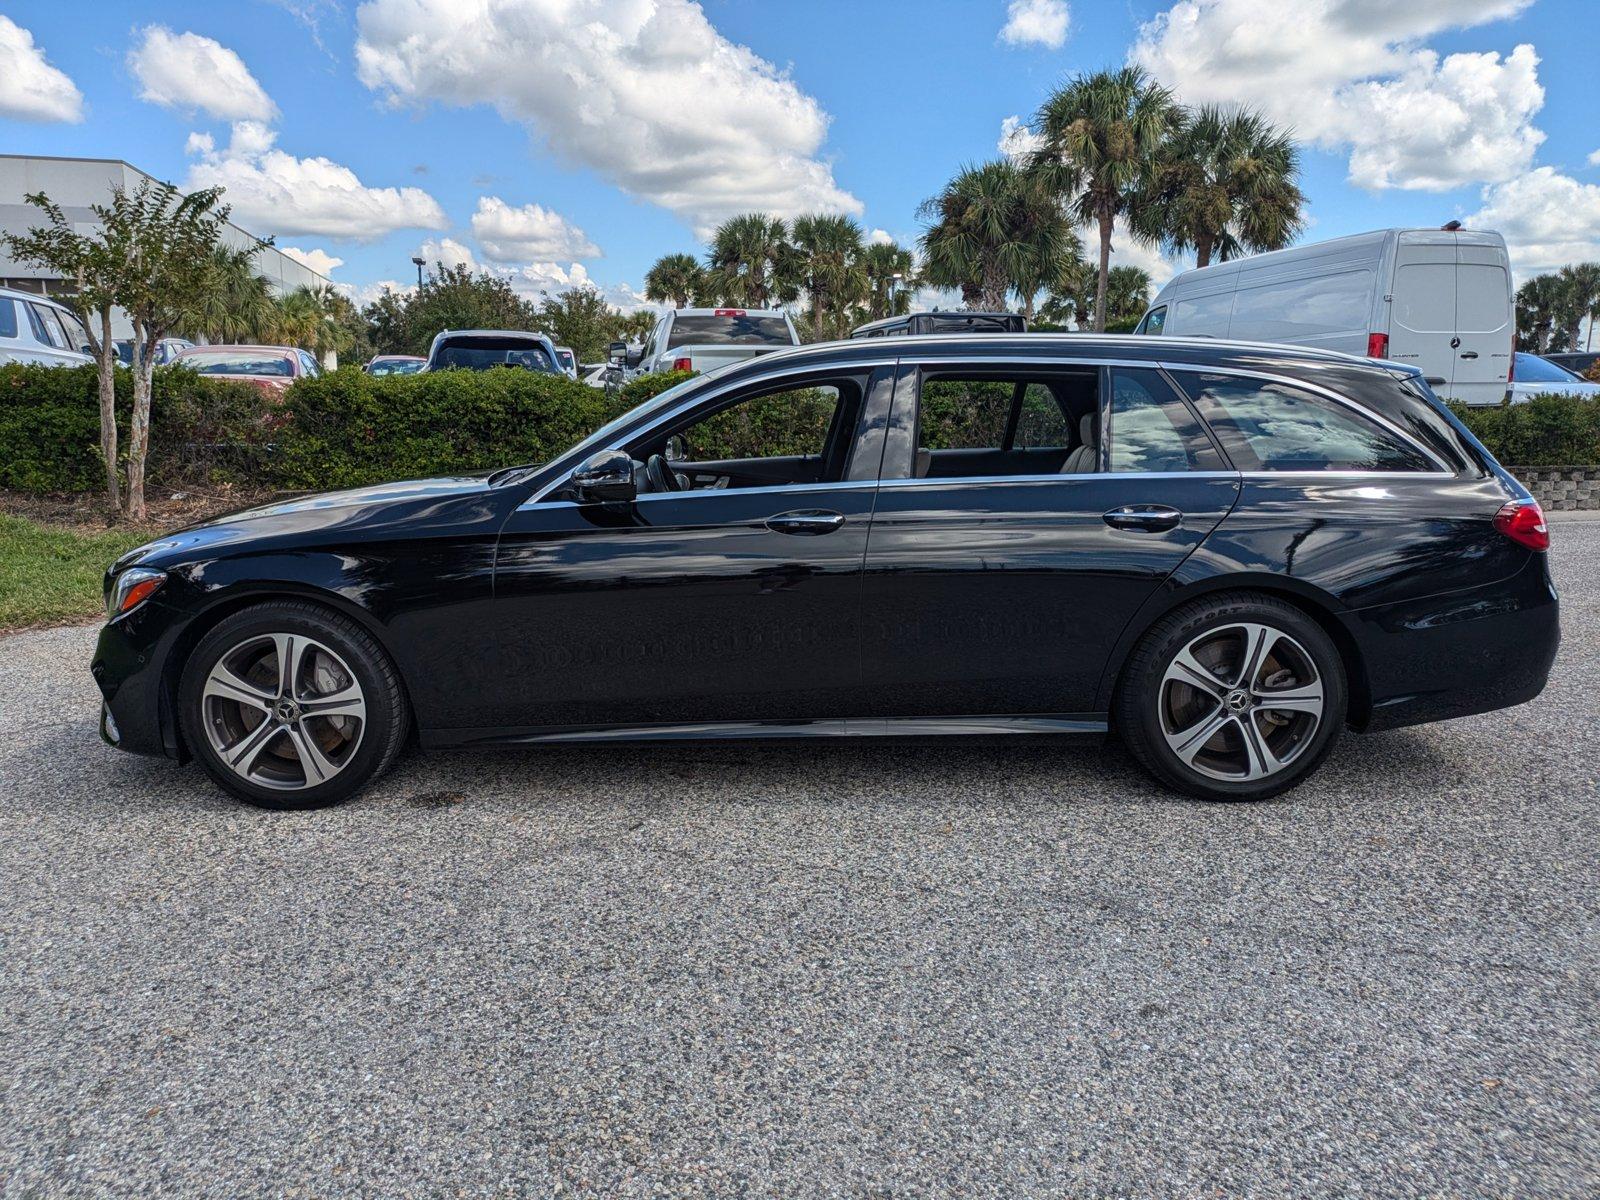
[2,520,1597,1199]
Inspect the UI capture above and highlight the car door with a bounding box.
[1388,233,1458,396]
[1451,238,1514,406]
[857,360,1240,721]
[474,365,896,736]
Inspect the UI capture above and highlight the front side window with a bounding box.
[1108,369,1223,473]
[54,308,92,354]
[0,299,17,340]
[1136,305,1167,336]
[673,385,841,464]
[1172,371,1434,472]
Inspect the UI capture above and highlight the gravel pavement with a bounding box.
[2,522,1597,1198]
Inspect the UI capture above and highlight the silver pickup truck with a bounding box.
[619,307,800,377]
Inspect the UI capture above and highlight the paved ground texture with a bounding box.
[2,524,1597,1199]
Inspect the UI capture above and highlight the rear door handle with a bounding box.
[766,510,846,535]
[1459,351,1479,359]
[1104,504,1183,532]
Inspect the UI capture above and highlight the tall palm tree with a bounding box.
[918,159,1080,314]
[1516,274,1564,354]
[180,244,275,343]
[861,241,916,321]
[1103,265,1154,327]
[643,253,704,309]
[1137,104,1305,269]
[1029,66,1179,330]
[704,213,797,308]
[1558,262,1600,351]
[790,214,867,341]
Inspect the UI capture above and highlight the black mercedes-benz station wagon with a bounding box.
[93,335,1559,809]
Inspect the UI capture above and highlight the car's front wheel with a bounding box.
[178,601,409,810]
[1115,593,1347,801]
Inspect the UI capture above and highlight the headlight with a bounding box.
[106,567,167,620]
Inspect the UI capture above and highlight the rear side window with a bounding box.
[0,299,17,339]
[25,302,66,348]
[1172,372,1434,472]
[1014,384,1070,448]
[1108,369,1223,473]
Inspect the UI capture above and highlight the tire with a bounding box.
[178,601,409,810]
[1114,592,1347,802]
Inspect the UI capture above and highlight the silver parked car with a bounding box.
[0,287,95,367]
[1508,352,1600,403]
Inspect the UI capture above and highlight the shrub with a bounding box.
[1451,393,1600,467]
[0,363,269,494]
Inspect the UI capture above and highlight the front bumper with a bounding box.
[91,600,189,759]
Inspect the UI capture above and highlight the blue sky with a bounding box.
[2,0,1597,309]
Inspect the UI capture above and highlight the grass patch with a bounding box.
[0,514,156,632]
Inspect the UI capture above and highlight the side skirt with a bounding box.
[423,714,1110,749]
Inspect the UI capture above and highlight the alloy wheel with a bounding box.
[1158,622,1325,783]
[200,633,367,791]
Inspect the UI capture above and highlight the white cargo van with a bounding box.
[1135,228,1515,405]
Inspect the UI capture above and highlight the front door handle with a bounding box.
[766,510,846,535]
[1459,351,1479,359]
[1104,504,1182,532]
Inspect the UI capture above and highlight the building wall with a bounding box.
[0,154,329,340]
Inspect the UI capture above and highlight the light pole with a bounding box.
[411,256,425,288]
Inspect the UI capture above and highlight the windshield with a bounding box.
[369,357,424,376]
[667,314,793,348]
[182,352,295,376]
[1515,353,1582,384]
[498,373,709,487]
[432,338,556,372]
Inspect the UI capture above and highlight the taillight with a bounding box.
[1508,334,1516,381]
[1366,332,1389,358]
[1493,499,1548,551]
[672,356,692,371]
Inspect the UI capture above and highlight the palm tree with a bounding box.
[1104,265,1154,327]
[1137,105,1305,268]
[1516,274,1563,354]
[643,253,704,309]
[180,244,275,343]
[1029,66,1179,330]
[704,213,797,308]
[790,214,867,341]
[1558,262,1600,351]
[861,241,916,321]
[918,159,1080,314]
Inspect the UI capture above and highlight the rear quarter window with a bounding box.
[1172,372,1435,472]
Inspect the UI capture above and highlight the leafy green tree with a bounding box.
[363,287,411,355]
[919,159,1079,314]
[1029,66,1179,330]
[643,253,704,309]
[399,262,538,355]
[1137,105,1304,268]
[705,213,798,308]
[861,241,916,322]
[535,286,635,362]
[791,214,867,341]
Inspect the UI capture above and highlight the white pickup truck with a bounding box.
[621,307,800,377]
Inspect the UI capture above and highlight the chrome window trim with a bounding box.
[1155,361,1451,474]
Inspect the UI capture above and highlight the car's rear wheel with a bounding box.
[178,602,408,810]
[1115,593,1347,801]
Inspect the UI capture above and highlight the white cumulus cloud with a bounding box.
[1467,167,1600,278]
[342,279,417,309]
[470,196,601,262]
[187,121,448,242]
[1001,0,1071,49]
[1588,148,1600,167]
[1132,0,1543,191]
[128,27,277,122]
[280,246,344,277]
[0,15,83,123]
[998,115,1044,162]
[353,0,861,236]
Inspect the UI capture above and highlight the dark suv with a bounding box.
[94,334,1557,808]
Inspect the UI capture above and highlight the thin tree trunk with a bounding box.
[126,320,154,523]
[1094,210,1113,333]
[1195,234,1215,270]
[95,307,120,513]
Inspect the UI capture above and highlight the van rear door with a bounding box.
[1388,232,1458,393]
[1451,235,1514,406]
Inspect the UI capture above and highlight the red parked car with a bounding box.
[174,345,320,395]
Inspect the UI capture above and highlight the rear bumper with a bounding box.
[1345,554,1559,732]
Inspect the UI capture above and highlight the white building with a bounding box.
[0,154,330,339]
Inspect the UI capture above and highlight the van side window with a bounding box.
[1172,372,1434,472]
[0,299,17,340]
[1136,305,1166,336]
[1108,369,1222,473]
[24,302,65,348]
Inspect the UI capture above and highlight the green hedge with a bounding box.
[1451,393,1600,468]
[0,363,269,493]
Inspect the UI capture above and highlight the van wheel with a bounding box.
[1115,593,1346,801]
[178,601,409,810]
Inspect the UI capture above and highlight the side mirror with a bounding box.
[607,340,628,366]
[571,449,636,503]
